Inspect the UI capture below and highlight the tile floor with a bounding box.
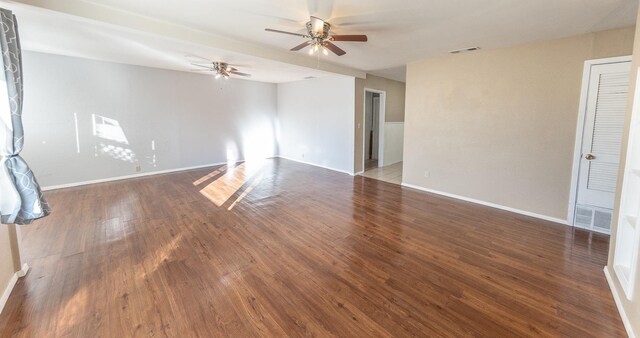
[364,159,378,170]
[360,161,403,185]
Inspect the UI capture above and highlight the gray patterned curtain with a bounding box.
[0,8,50,225]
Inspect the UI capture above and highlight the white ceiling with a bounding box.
[3,0,639,83]
[1,3,338,83]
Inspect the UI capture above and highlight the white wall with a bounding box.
[403,28,635,220]
[277,76,356,174]
[21,52,278,188]
[383,122,404,166]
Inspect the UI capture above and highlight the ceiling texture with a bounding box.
[1,0,638,83]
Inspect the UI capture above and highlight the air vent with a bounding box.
[449,47,481,54]
[574,204,613,234]
[575,205,593,228]
[593,209,612,231]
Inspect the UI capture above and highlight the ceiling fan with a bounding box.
[188,56,251,79]
[265,16,367,56]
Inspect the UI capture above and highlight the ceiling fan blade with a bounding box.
[191,63,213,69]
[330,34,368,42]
[309,16,325,33]
[290,41,312,51]
[230,71,251,77]
[186,55,212,62]
[323,41,346,56]
[265,28,308,38]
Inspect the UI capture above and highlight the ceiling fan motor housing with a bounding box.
[306,20,331,40]
[213,62,231,76]
[213,62,225,71]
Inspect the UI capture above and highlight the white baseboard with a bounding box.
[604,266,636,338]
[0,269,22,316]
[0,264,29,315]
[43,157,359,191]
[17,263,29,278]
[42,161,231,191]
[354,170,364,176]
[382,160,402,167]
[275,156,354,176]
[400,182,569,226]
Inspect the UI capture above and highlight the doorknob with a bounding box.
[585,154,596,160]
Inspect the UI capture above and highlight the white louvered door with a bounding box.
[577,61,631,218]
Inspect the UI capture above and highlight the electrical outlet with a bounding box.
[424,170,430,178]
[135,165,141,172]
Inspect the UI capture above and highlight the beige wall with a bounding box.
[354,74,407,173]
[607,10,640,337]
[0,224,19,304]
[403,26,635,220]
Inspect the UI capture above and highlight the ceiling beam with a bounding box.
[5,0,367,79]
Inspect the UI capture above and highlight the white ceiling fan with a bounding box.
[187,55,251,79]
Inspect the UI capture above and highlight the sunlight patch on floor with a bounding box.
[199,161,264,207]
[193,165,228,186]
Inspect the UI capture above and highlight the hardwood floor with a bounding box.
[0,158,625,337]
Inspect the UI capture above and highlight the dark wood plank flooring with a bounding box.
[0,158,625,337]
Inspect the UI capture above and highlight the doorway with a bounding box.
[364,91,382,170]
[360,88,403,185]
[570,56,632,234]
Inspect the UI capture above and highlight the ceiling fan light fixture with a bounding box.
[215,73,221,79]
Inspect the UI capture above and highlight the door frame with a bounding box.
[362,88,387,170]
[567,55,632,225]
